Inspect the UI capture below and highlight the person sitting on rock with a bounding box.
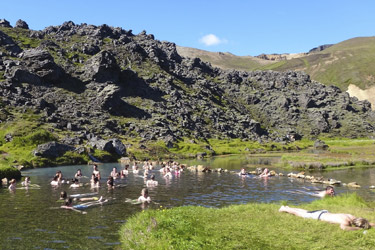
[279,205,374,230]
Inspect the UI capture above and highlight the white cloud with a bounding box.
[199,34,227,46]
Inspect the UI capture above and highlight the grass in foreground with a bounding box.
[120,194,375,249]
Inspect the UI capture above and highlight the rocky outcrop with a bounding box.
[0,19,11,28]
[88,137,126,156]
[15,19,29,29]
[0,20,374,157]
[4,49,63,84]
[33,141,74,158]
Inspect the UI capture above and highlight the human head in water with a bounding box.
[325,186,335,197]
[141,188,149,198]
[60,191,68,200]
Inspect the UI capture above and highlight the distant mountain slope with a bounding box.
[178,37,375,92]
[176,46,273,71]
[264,37,375,91]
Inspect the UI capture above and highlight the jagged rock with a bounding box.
[15,19,29,29]
[196,152,207,159]
[313,139,329,150]
[88,138,126,156]
[81,50,120,83]
[0,19,11,28]
[33,141,74,158]
[0,20,374,151]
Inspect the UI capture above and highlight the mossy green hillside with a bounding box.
[120,193,375,250]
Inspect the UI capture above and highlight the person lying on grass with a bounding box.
[279,205,374,230]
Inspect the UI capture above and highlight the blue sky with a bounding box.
[2,0,375,56]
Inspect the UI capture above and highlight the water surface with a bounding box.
[1,155,375,249]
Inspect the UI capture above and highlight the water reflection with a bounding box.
[1,156,375,248]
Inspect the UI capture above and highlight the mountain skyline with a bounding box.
[2,0,375,56]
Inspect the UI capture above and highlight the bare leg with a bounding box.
[279,206,309,217]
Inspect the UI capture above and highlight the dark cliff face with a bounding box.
[0,20,374,145]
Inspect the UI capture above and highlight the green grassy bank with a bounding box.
[119,194,375,249]
[0,165,21,181]
[280,138,375,170]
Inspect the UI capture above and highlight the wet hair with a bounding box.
[60,191,67,199]
[65,198,73,206]
[25,176,30,181]
[326,186,334,191]
[150,174,155,180]
[53,176,59,181]
[351,218,371,229]
[141,188,149,197]
[107,176,114,186]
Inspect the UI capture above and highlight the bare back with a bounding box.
[319,213,355,226]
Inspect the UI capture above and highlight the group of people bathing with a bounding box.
[7,176,32,191]
[53,161,185,212]
[8,163,374,230]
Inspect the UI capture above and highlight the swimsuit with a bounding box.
[302,210,329,220]
[73,204,88,210]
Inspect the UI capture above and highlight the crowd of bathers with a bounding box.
[9,161,185,212]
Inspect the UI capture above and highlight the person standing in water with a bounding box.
[138,188,151,203]
[8,179,16,191]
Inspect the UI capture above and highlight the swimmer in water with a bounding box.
[59,191,100,202]
[22,176,31,187]
[239,168,248,176]
[137,188,151,203]
[90,174,100,188]
[92,165,101,180]
[75,169,83,178]
[287,186,335,198]
[107,176,114,189]
[8,179,16,191]
[259,168,270,178]
[110,167,120,178]
[120,165,129,178]
[164,168,172,178]
[61,197,106,213]
[146,174,158,187]
[51,176,60,186]
[69,178,80,188]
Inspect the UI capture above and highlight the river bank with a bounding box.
[119,193,375,249]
